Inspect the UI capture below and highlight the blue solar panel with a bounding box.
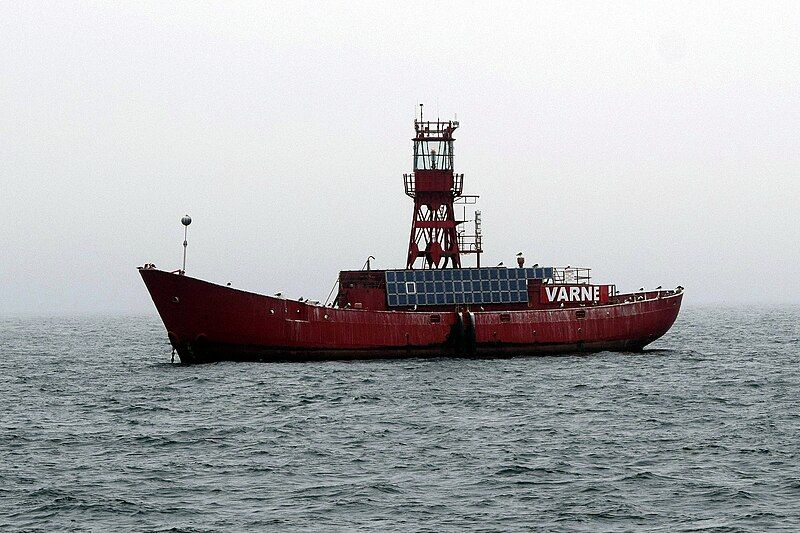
[384,266,554,307]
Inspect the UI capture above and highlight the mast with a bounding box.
[403,106,476,269]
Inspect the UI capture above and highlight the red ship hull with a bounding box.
[140,269,682,364]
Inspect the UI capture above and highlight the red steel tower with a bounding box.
[404,108,479,269]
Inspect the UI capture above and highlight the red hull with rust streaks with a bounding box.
[140,269,682,364]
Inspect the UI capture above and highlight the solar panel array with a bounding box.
[385,267,554,307]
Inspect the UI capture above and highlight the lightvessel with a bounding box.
[140,111,683,364]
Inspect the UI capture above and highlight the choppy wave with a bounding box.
[0,306,799,531]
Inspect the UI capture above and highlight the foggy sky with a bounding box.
[1,1,799,315]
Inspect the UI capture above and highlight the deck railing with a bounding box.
[550,267,592,284]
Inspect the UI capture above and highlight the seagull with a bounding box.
[638,287,644,291]
[226,282,231,286]
[565,265,571,269]
[517,252,523,256]
[274,292,282,297]
[655,285,662,290]
[497,261,504,266]
[298,297,304,302]
[532,263,539,268]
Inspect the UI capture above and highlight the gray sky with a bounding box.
[1,1,798,315]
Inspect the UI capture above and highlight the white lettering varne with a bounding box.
[544,285,600,302]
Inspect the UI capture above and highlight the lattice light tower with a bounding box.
[404,106,480,269]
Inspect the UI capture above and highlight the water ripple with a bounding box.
[0,307,798,531]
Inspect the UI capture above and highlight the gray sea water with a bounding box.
[1,306,798,532]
